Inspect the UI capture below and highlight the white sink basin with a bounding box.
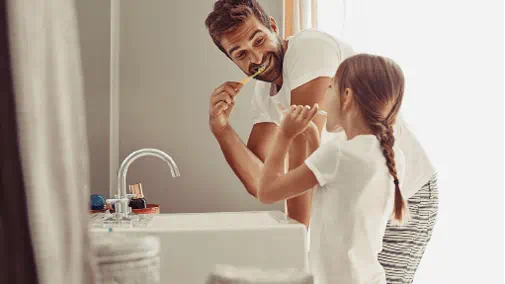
[90,211,308,283]
[148,210,287,228]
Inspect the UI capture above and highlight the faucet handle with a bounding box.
[105,197,129,210]
[106,198,130,217]
[106,194,134,204]
[105,198,120,204]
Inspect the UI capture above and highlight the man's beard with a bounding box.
[251,36,284,83]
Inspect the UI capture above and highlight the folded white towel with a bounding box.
[94,233,160,263]
[93,233,160,284]
[95,256,160,284]
[205,264,313,284]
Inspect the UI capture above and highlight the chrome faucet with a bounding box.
[106,148,180,220]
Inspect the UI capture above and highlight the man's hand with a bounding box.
[209,81,243,135]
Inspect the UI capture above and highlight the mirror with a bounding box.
[76,0,284,213]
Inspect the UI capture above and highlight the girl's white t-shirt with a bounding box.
[305,135,406,284]
[251,29,435,199]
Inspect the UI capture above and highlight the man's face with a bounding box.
[220,16,284,83]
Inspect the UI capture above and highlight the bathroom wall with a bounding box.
[117,0,284,213]
[75,0,111,197]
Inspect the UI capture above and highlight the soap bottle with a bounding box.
[128,183,147,210]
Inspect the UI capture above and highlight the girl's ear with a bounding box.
[341,88,354,111]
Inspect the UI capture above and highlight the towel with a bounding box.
[205,264,313,284]
[93,233,160,284]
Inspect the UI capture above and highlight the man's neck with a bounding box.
[272,39,288,88]
[272,75,283,90]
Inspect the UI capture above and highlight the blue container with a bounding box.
[90,194,105,210]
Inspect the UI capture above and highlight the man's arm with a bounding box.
[210,77,330,227]
[290,77,330,135]
[284,76,331,227]
[246,122,279,162]
[209,81,279,198]
[214,122,278,197]
[258,130,319,205]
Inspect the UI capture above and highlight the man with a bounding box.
[204,0,352,228]
[205,1,438,283]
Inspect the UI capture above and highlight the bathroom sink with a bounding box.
[148,210,289,228]
[90,211,308,283]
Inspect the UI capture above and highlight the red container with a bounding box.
[89,208,106,214]
[132,204,160,214]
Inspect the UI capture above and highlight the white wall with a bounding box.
[318,0,504,283]
[76,0,110,197]
[117,0,284,213]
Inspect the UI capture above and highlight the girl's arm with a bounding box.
[304,121,321,155]
[257,129,319,204]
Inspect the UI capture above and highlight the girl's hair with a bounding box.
[335,54,409,225]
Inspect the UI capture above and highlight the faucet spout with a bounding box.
[113,148,180,212]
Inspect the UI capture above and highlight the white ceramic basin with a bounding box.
[90,211,308,283]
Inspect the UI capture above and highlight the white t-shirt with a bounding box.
[250,29,435,198]
[304,135,406,284]
[251,29,354,130]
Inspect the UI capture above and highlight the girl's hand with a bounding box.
[303,121,320,149]
[279,103,320,140]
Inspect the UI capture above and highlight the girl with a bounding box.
[257,54,408,284]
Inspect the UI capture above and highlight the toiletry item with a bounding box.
[278,102,327,116]
[240,64,266,85]
[128,183,147,209]
[90,194,105,210]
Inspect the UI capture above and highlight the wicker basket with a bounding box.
[89,204,160,214]
[132,204,160,214]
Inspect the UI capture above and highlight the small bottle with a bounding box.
[90,194,105,211]
[128,183,147,209]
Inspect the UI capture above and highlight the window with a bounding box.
[317,1,504,283]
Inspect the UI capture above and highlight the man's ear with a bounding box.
[269,16,279,35]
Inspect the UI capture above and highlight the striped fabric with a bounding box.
[378,173,439,284]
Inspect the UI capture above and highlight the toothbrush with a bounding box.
[237,65,327,116]
[279,103,328,116]
[240,65,266,85]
